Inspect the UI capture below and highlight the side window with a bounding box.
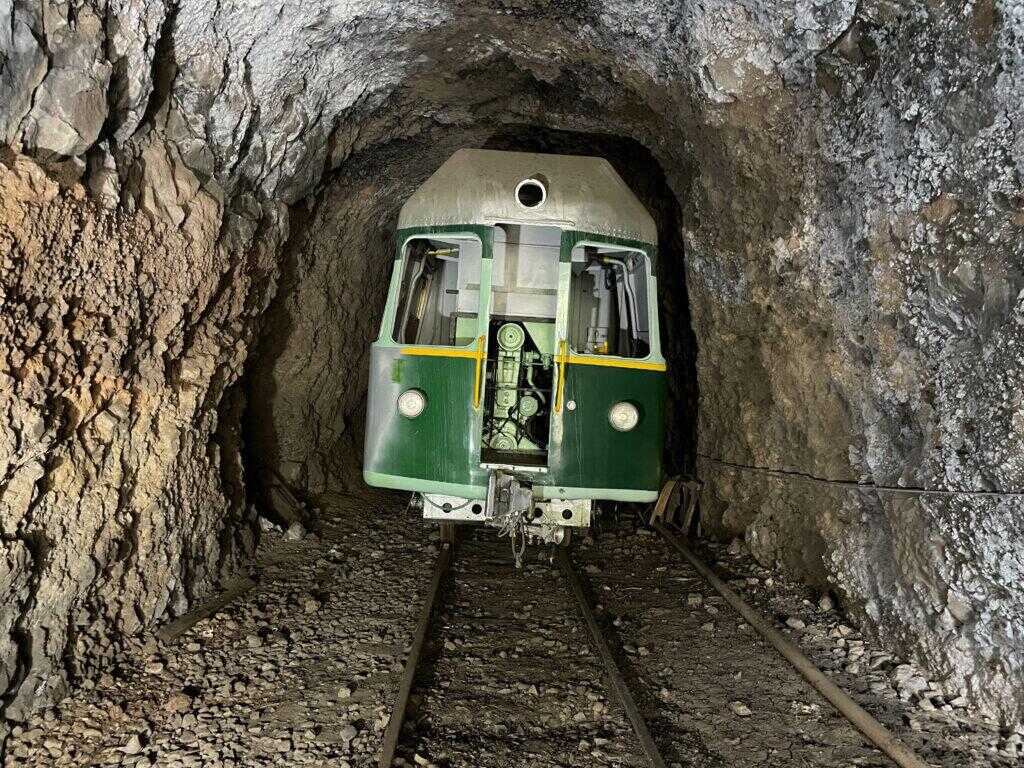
[568,244,651,358]
[392,236,482,346]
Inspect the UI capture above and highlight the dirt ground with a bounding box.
[3,490,1018,767]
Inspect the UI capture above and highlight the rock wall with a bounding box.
[689,1,1024,724]
[1,0,1021,731]
[244,164,399,503]
[0,145,281,729]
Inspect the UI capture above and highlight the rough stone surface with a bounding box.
[0,0,1021,734]
[0,148,281,725]
[688,1,1024,724]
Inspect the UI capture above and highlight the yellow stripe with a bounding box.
[399,346,478,359]
[401,347,666,371]
[556,353,667,372]
[555,339,567,413]
[472,335,484,409]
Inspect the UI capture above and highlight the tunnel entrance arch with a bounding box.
[242,126,699,520]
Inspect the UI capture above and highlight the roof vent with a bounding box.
[515,177,546,209]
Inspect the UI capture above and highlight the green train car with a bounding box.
[363,149,666,548]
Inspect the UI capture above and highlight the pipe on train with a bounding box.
[652,523,933,768]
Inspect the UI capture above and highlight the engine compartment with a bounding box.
[481,318,555,467]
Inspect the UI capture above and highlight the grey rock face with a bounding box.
[1,0,1022,729]
[690,0,1024,723]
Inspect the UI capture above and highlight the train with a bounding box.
[363,149,666,554]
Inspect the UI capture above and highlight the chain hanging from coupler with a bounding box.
[487,471,532,568]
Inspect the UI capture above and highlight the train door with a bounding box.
[478,224,561,471]
[364,230,494,495]
[543,238,666,494]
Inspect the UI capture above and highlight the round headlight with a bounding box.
[397,389,427,419]
[608,401,639,432]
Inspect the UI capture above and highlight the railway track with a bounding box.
[377,517,931,768]
[378,526,664,767]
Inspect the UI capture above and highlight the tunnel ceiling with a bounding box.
[1,0,1023,734]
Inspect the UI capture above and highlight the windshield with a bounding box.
[568,243,651,358]
[392,236,482,346]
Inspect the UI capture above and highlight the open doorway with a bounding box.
[480,224,560,469]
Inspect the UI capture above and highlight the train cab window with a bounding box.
[568,244,651,358]
[392,236,482,346]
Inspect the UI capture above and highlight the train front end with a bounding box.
[363,149,665,548]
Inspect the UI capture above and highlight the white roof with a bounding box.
[398,149,657,245]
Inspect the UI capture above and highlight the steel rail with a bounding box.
[652,522,932,768]
[155,576,256,642]
[556,547,668,768]
[378,541,454,768]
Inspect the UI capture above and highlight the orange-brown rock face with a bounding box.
[0,150,281,723]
